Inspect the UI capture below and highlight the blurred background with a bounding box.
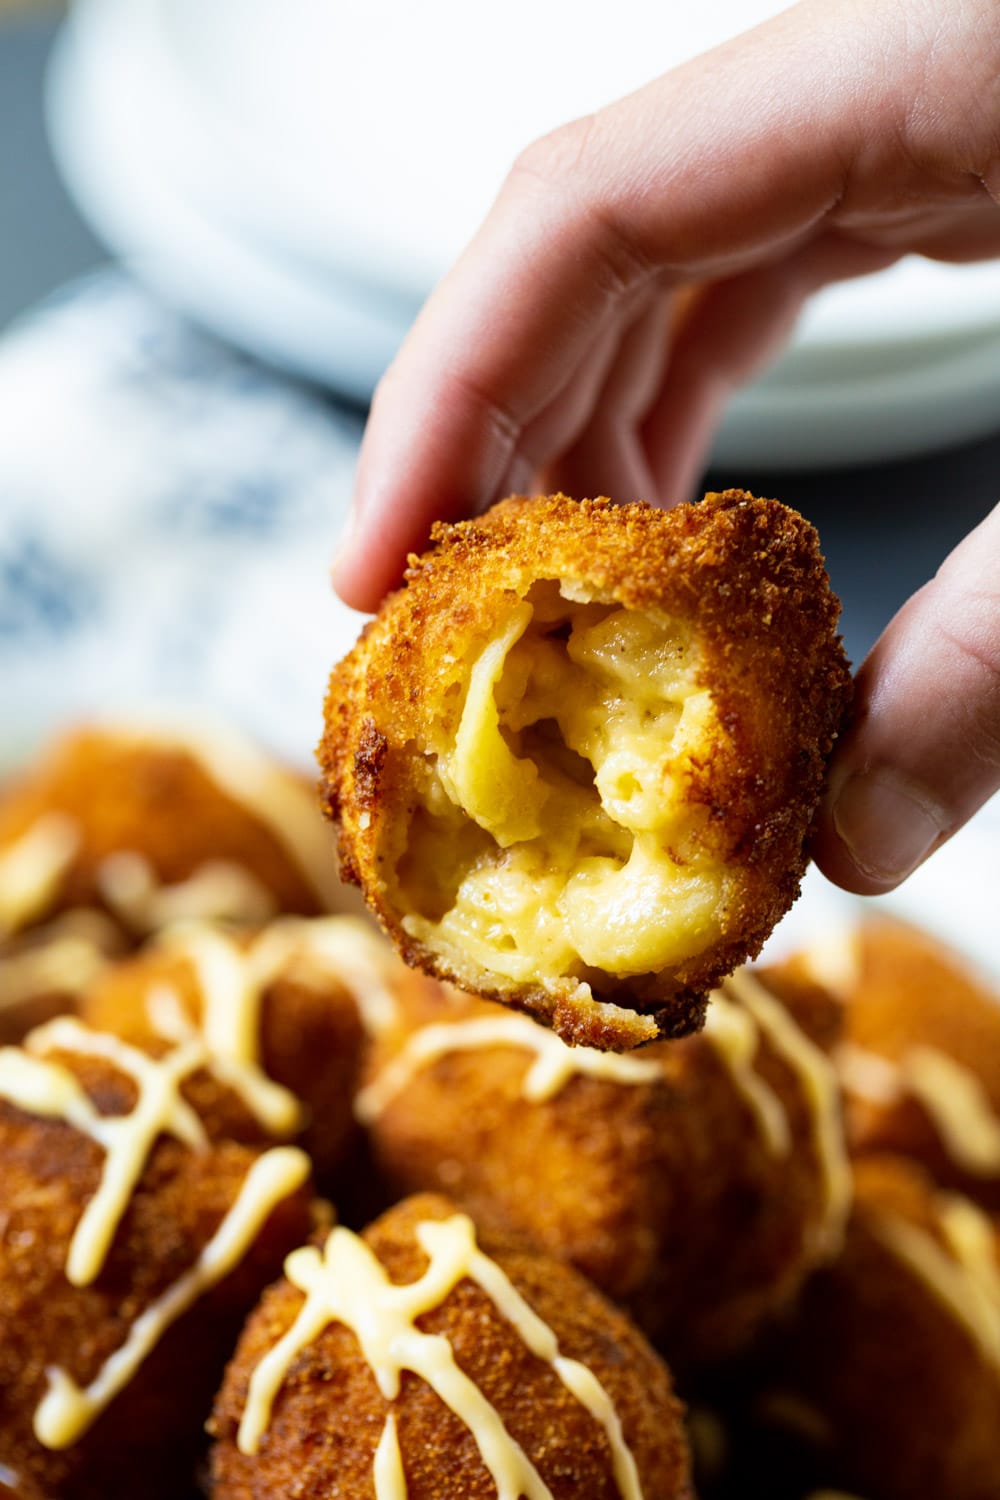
[0,0,997,947]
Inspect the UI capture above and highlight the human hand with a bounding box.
[333,0,1000,894]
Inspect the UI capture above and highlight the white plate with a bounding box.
[47,0,1000,461]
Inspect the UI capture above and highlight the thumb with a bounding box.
[813,500,1000,894]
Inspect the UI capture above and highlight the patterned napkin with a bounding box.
[0,271,367,769]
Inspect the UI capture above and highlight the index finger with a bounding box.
[331,0,941,610]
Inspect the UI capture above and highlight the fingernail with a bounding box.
[831,769,949,886]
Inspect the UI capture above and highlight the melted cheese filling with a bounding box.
[239,1212,642,1500]
[399,584,728,988]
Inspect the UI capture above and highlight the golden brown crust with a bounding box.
[360,969,843,1371]
[0,1054,313,1500]
[210,1192,694,1499]
[319,492,851,1049]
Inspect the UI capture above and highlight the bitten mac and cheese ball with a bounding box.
[320,492,850,1049]
[210,1192,694,1500]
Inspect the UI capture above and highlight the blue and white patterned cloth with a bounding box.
[0,271,367,769]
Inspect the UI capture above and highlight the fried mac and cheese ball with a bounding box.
[0,722,343,949]
[0,1029,314,1499]
[357,964,848,1371]
[210,1192,694,1499]
[320,492,850,1049]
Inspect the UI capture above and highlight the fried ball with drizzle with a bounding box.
[356,963,848,1371]
[0,1026,314,1499]
[0,721,345,956]
[80,915,390,1185]
[780,918,1000,1212]
[319,492,851,1050]
[744,1154,1000,1500]
[210,1191,694,1500]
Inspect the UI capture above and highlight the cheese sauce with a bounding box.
[837,1040,1000,1177]
[34,1146,310,1449]
[722,969,851,1253]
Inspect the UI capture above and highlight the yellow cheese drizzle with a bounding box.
[158,925,303,1137]
[373,1413,407,1500]
[33,1145,310,1449]
[0,813,80,938]
[238,1213,643,1500]
[5,915,369,1289]
[250,915,402,1039]
[355,1011,662,1124]
[97,851,277,933]
[722,969,851,1253]
[12,1019,209,1286]
[701,989,790,1155]
[870,1190,1000,1372]
[836,1040,1000,1178]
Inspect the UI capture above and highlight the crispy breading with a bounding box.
[209,1192,693,1499]
[319,491,851,1049]
[0,1051,313,1499]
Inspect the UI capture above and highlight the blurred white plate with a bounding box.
[48,0,1000,461]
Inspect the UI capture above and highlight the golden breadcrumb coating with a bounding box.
[319,491,850,1048]
[210,1192,694,1499]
